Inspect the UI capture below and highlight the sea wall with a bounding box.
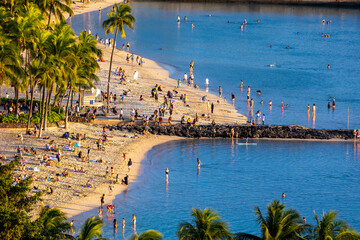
[107,124,354,140]
[142,0,360,7]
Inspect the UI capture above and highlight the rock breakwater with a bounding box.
[106,124,354,140]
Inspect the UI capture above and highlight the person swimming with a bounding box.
[282,192,286,199]
[177,16,180,22]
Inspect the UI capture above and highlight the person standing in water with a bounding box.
[218,86,222,98]
[312,104,316,115]
[131,214,136,228]
[247,86,251,101]
[177,16,180,22]
[113,219,118,232]
[282,192,286,199]
[122,218,125,232]
[165,168,169,181]
[197,158,202,168]
[231,93,235,105]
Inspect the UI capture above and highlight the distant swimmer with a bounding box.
[191,23,194,28]
[282,192,286,199]
[205,78,209,86]
[327,64,330,69]
[177,16,180,22]
[184,16,188,21]
[240,24,243,30]
[269,100,272,107]
[322,19,325,23]
[197,158,202,168]
[227,20,230,23]
[240,80,243,88]
[332,98,336,109]
[165,168,169,180]
[286,46,290,49]
[243,19,247,25]
[257,19,260,23]
[208,14,211,17]
[303,217,306,223]
[328,100,331,109]
[307,104,310,112]
[269,45,272,48]
[297,32,299,35]
[256,90,261,95]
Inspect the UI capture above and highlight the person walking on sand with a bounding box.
[119,108,124,120]
[128,158,132,171]
[211,102,214,114]
[231,93,235,105]
[100,194,105,208]
[218,86,222,98]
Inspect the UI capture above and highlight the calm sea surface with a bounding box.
[71,2,360,129]
[73,140,360,239]
[70,3,360,238]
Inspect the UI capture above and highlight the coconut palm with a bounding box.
[33,207,71,238]
[102,3,135,114]
[178,208,232,240]
[312,210,360,240]
[77,216,108,240]
[129,230,163,240]
[35,0,73,26]
[235,200,310,240]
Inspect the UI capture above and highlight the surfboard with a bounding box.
[236,143,257,146]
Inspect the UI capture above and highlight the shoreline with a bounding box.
[20,0,245,221]
[136,0,360,8]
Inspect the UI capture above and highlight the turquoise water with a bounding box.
[71,2,360,129]
[70,3,360,238]
[73,139,360,238]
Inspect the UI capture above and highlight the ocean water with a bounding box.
[73,139,360,239]
[70,2,360,129]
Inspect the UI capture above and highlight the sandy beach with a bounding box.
[0,0,247,223]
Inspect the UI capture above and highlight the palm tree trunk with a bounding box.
[58,89,67,114]
[47,10,52,27]
[14,87,19,117]
[65,85,72,130]
[106,27,118,114]
[26,83,36,132]
[38,87,46,138]
[43,84,53,130]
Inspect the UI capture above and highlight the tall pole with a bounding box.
[347,107,349,130]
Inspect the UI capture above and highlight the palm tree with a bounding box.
[64,31,101,129]
[35,0,74,26]
[33,207,71,238]
[77,216,108,240]
[235,200,309,240]
[178,208,232,240]
[102,3,135,114]
[312,210,360,240]
[129,230,163,240]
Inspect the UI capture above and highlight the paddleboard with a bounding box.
[236,143,257,146]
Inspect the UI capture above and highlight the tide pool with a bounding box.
[70,2,360,129]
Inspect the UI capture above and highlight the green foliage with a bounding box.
[178,208,232,240]
[235,200,310,240]
[0,158,43,239]
[77,216,107,240]
[0,111,64,123]
[129,230,163,240]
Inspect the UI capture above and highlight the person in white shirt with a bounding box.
[183,73,187,82]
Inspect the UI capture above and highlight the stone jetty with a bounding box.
[106,124,354,140]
